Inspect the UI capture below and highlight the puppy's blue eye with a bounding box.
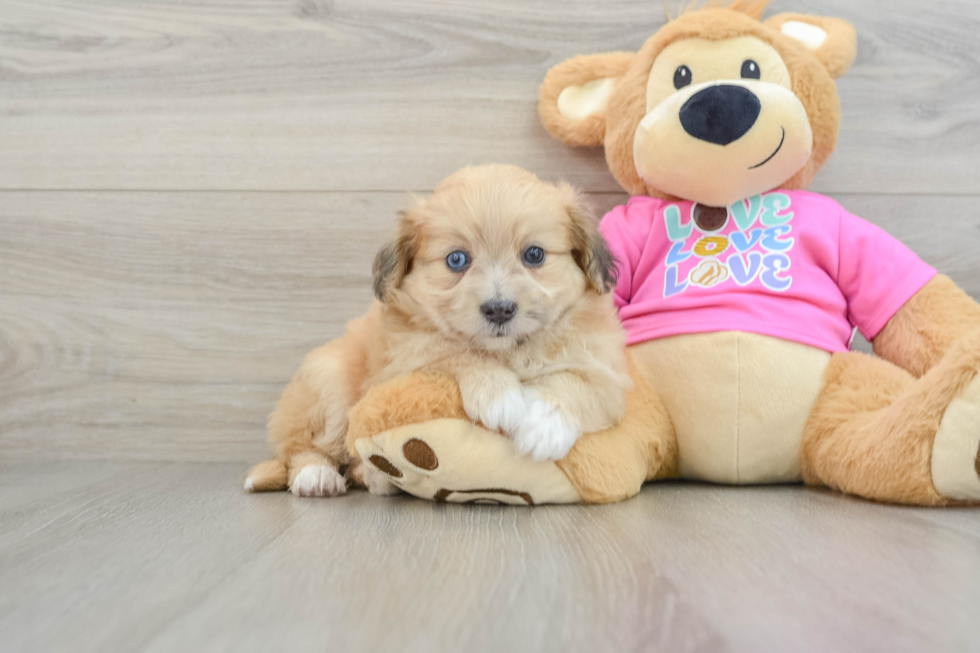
[522,246,545,267]
[446,250,469,271]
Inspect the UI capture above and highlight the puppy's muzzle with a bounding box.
[680,84,761,146]
[481,299,517,326]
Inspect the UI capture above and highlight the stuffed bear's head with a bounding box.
[539,0,856,208]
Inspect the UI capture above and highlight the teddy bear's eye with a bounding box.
[673,65,692,90]
[741,59,761,79]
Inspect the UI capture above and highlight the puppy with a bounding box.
[247,165,631,497]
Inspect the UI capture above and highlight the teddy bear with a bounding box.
[340,0,980,506]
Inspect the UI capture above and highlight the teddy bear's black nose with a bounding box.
[679,84,761,146]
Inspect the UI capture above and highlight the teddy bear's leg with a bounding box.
[556,359,679,504]
[802,332,980,505]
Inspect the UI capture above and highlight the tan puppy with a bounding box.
[247,165,631,497]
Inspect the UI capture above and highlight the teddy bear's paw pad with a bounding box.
[432,488,535,506]
[401,437,439,470]
[932,374,980,501]
[354,436,425,491]
[355,418,580,505]
[291,465,347,498]
[366,453,404,478]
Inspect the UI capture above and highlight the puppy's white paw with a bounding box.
[291,465,347,497]
[463,385,526,435]
[362,465,401,496]
[513,391,580,461]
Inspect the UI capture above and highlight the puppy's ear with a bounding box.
[373,210,421,302]
[559,182,617,294]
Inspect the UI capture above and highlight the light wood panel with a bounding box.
[0,191,390,462]
[1,462,977,653]
[0,462,316,653]
[1,0,979,193]
[2,191,978,462]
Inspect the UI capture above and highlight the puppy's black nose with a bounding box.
[679,84,761,146]
[481,299,517,325]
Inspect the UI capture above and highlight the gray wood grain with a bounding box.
[1,191,978,462]
[1,0,979,194]
[617,486,980,653]
[1,462,978,653]
[0,462,313,653]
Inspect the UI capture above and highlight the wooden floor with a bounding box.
[2,0,980,651]
[1,462,978,653]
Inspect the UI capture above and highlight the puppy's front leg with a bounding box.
[446,357,526,435]
[515,373,627,461]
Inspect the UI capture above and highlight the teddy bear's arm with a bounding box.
[345,372,466,455]
[873,275,980,378]
[556,357,679,503]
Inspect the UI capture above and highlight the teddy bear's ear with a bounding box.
[539,52,634,147]
[764,13,857,79]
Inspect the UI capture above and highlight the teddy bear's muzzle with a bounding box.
[633,80,813,207]
[679,84,762,147]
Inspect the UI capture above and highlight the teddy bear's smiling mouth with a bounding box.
[749,127,786,170]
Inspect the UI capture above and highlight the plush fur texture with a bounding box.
[556,356,680,504]
[874,275,980,378]
[763,13,857,79]
[346,373,466,448]
[803,330,980,506]
[247,165,631,494]
[796,274,980,506]
[539,52,635,148]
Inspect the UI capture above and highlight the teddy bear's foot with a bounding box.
[803,338,980,506]
[354,418,581,505]
[932,374,980,501]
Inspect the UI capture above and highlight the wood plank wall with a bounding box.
[2,0,978,461]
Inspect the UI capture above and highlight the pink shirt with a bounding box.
[599,190,937,353]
